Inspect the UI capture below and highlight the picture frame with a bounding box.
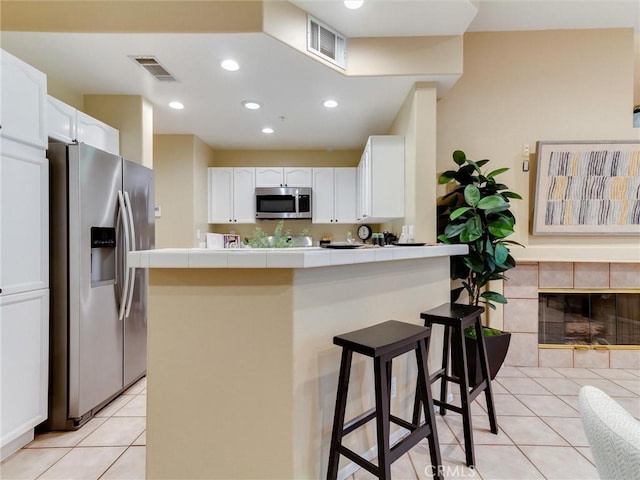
[533,140,640,235]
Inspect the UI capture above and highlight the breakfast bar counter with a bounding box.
[130,245,467,479]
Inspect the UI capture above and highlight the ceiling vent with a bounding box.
[307,16,346,69]
[130,56,178,82]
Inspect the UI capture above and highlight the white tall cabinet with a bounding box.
[0,49,50,460]
[208,167,256,224]
[312,168,356,224]
[356,136,405,223]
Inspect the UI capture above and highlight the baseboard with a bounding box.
[1,429,34,462]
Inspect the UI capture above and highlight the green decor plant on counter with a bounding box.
[437,149,523,311]
[245,220,310,248]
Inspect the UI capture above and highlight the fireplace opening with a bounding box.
[538,293,640,345]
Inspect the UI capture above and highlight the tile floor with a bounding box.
[1,367,639,480]
[1,377,147,480]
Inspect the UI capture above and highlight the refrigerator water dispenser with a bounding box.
[90,227,116,286]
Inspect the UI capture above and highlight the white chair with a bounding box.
[579,385,640,479]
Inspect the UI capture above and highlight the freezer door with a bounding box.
[122,159,154,386]
[68,144,124,418]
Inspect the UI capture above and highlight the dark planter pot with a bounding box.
[453,328,511,387]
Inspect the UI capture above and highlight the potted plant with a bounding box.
[437,150,523,385]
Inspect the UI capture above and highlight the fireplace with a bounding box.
[538,292,640,346]
[502,262,640,369]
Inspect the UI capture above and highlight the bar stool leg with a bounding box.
[374,356,391,479]
[327,349,353,480]
[474,317,498,435]
[454,325,476,468]
[439,326,451,416]
[416,340,444,480]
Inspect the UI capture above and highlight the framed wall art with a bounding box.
[533,141,640,235]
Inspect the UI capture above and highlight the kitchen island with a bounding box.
[128,245,467,479]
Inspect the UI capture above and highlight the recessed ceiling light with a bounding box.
[169,101,184,110]
[344,0,364,9]
[262,127,274,134]
[220,59,240,71]
[323,99,338,108]
[242,100,262,110]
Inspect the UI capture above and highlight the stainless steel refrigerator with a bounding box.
[47,143,154,430]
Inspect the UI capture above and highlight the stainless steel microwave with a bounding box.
[255,187,312,219]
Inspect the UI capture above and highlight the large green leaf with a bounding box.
[450,206,472,220]
[494,243,509,265]
[477,195,507,210]
[438,171,457,184]
[481,291,508,304]
[460,216,482,242]
[476,159,490,167]
[488,219,515,238]
[464,185,481,207]
[502,191,523,200]
[437,234,452,244]
[444,222,467,238]
[452,150,467,165]
[487,167,509,179]
[463,254,484,273]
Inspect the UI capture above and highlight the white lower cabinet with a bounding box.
[0,289,49,460]
[312,168,356,224]
[208,167,256,224]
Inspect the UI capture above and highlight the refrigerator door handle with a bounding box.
[123,191,137,318]
[118,190,131,321]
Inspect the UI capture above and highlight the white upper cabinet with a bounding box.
[208,167,256,224]
[76,111,119,155]
[356,135,404,223]
[47,95,120,155]
[312,168,356,224]
[0,49,47,149]
[47,95,77,143]
[255,167,311,188]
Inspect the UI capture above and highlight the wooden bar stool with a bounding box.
[413,303,498,468]
[327,320,443,480]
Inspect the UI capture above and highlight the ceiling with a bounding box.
[1,0,638,151]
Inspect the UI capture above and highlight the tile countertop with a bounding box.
[127,244,468,269]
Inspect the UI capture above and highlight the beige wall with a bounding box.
[387,83,439,243]
[437,28,639,262]
[154,134,214,248]
[46,76,83,109]
[83,95,153,168]
[1,0,263,33]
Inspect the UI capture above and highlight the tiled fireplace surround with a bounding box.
[501,262,640,369]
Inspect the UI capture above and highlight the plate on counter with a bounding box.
[392,242,427,246]
[321,243,365,249]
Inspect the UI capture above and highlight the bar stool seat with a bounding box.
[327,320,443,480]
[413,303,498,468]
